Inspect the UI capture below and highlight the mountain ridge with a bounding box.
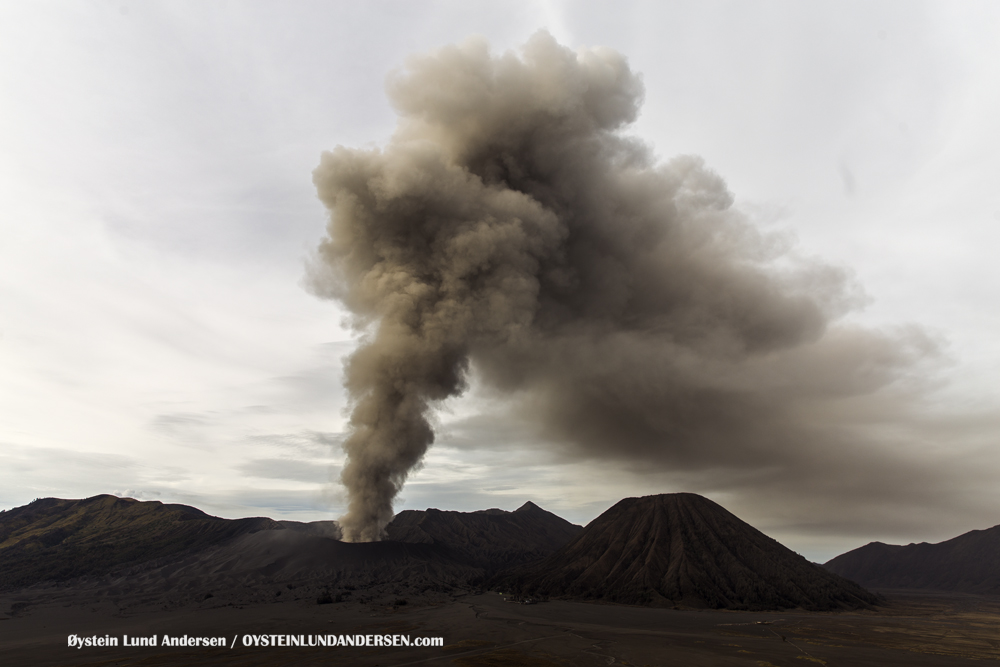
[0,494,279,590]
[385,500,582,570]
[824,524,1000,593]
[0,494,580,591]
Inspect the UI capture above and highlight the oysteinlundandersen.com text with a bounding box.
[67,633,445,649]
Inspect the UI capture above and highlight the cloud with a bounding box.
[149,412,212,438]
[308,30,993,546]
[237,458,340,485]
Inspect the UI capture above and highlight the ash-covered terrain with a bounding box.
[5,493,1000,667]
[0,495,281,591]
[1,492,877,613]
[0,494,581,613]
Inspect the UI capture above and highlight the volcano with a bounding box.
[501,493,880,610]
[3,493,878,612]
[0,495,580,595]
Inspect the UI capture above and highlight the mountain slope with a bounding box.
[0,495,279,590]
[0,495,583,592]
[385,501,582,569]
[502,493,880,610]
[824,525,1000,593]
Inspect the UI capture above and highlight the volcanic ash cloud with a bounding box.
[308,32,931,542]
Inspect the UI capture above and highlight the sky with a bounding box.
[1,0,998,562]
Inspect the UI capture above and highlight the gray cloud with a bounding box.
[307,32,953,542]
[266,341,353,410]
[149,412,212,440]
[161,488,339,521]
[0,443,188,510]
[244,430,345,459]
[238,458,340,484]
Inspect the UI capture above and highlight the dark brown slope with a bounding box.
[385,501,582,570]
[146,501,584,597]
[0,495,279,590]
[129,502,582,599]
[99,529,482,608]
[502,493,880,611]
[0,495,582,595]
[824,525,1000,593]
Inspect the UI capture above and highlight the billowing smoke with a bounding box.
[308,32,933,542]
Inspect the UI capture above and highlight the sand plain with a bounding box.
[2,586,999,666]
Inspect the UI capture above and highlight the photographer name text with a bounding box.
[67,633,445,649]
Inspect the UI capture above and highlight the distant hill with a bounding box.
[385,501,582,570]
[500,493,880,611]
[823,525,1000,594]
[0,495,279,590]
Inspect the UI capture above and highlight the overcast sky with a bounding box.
[1,1,998,562]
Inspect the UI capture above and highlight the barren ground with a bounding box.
[2,587,998,666]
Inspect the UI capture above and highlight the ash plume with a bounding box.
[309,32,933,542]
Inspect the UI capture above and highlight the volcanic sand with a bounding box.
[2,587,998,666]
